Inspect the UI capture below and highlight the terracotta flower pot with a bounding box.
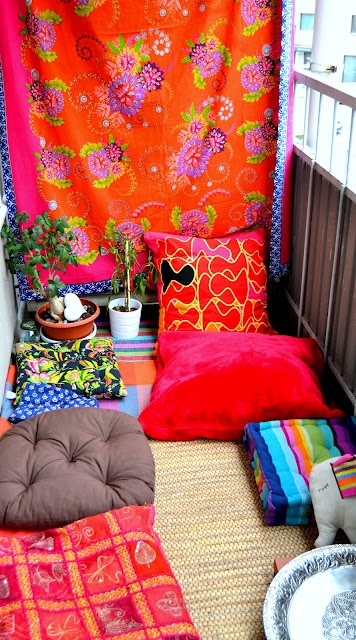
[35,298,100,341]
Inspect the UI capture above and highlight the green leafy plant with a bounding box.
[1,210,78,314]
[99,227,157,312]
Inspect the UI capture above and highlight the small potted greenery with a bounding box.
[1,210,99,340]
[99,220,156,339]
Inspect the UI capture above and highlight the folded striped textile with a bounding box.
[332,454,356,498]
[96,319,157,361]
[243,416,356,525]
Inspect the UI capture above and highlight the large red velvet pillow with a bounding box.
[144,228,275,335]
[138,332,344,441]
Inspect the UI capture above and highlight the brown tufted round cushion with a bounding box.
[0,407,155,530]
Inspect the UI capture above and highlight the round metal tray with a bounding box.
[263,544,356,640]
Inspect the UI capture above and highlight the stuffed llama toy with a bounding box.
[309,454,356,547]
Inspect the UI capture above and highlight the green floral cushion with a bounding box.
[15,338,127,404]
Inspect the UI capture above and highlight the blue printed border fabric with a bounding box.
[9,383,99,424]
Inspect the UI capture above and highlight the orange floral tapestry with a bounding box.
[0,0,293,299]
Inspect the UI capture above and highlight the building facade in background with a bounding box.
[294,0,356,83]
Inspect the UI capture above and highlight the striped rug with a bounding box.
[96,318,157,361]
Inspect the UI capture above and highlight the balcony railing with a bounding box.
[285,68,356,413]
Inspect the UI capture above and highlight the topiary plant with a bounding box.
[1,210,78,320]
[99,223,157,312]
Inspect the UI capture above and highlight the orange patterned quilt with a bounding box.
[0,0,294,300]
[0,506,200,639]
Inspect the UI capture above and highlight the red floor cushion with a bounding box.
[0,505,200,639]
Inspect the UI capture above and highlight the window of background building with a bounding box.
[300,14,315,30]
[304,51,311,66]
[343,55,356,82]
[351,15,356,32]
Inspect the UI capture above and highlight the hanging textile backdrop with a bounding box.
[0,0,293,300]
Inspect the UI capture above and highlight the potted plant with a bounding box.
[1,210,100,341]
[100,222,156,339]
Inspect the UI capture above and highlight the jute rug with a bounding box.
[149,439,319,640]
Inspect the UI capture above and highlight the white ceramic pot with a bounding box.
[108,298,142,339]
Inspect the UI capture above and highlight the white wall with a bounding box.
[0,200,17,410]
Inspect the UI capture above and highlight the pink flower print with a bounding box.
[198,50,223,78]
[205,127,226,154]
[34,101,46,116]
[111,163,124,176]
[118,50,139,75]
[30,80,45,102]
[44,88,64,117]
[105,142,123,163]
[245,201,270,228]
[241,0,258,25]
[70,228,90,257]
[41,148,54,168]
[263,139,277,156]
[261,75,277,91]
[258,56,274,76]
[177,138,211,177]
[36,20,56,52]
[255,0,271,6]
[190,43,207,65]
[26,14,40,36]
[245,128,264,155]
[257,7,271,21]
[88,149,111,178]
[139,63,163,92]
[261,121,278,141]
[180,210,210,236]
[27,359,47,374]
[108,75,146,116]
[189,117,206,138]
[67,371,81,387]
[206,37,219,51]
[51,153,71,180]
[31,372,51,384]
[116,222,145,252]
[241,64,262,92]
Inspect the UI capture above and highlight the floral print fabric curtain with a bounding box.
[0,0,293,299]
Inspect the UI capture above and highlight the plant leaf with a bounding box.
[236,55,258,71]
[37,49,57,62]
[247,153,267,164]
[193,66,206,89]
[80,142,104,157]
[39,10,62,23]
[243,89,264,102]
[243,191,267,203]
[236,121,260,135]
[93,175,115,188]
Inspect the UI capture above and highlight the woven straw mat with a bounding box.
[150,439,319,640]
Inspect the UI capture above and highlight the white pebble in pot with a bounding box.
[64,292,82,307]
[64,298,85,322]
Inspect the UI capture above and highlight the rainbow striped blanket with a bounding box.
[243,416,356,525]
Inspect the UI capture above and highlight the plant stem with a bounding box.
[124,239,130,311]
